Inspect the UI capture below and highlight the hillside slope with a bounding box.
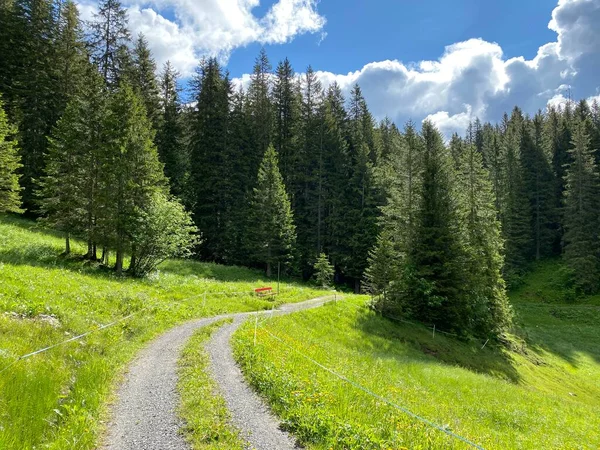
[0,214,329,449]
[234,266,600,449]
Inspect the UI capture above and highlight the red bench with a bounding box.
[254,286,274,296]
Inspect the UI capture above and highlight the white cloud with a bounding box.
[78,0,326,76]
[268,0,598,138]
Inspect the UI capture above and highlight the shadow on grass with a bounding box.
[356,311,523,383]
[513,303,600,367]
[0,214,302,288]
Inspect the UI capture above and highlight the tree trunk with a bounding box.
[65,233,71,255]
[129,245,137,273]
[92,243,97,260]
[115,235,124,275]
[354,278,360,294]
[266,262,272,278]
[86,239,94,259]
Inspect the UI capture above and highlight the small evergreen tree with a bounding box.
[249,145,296,277]
[313,252,334,288]
[0,96,22,213]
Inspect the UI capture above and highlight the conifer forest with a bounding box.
[2,0,600,339]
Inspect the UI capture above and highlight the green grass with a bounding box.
[233,267,600,449]
[178,319,245,449]
[0,213,330,449]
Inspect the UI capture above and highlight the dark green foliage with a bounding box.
[0,96,22,213]
[189,58,231,261]
[39,67,108,256]
[104,82,167,273]
[521,114,557,260]
[249,145,296,277]
[130,34,161,130]
[88,0,131,87]
[454,137,513,335]
[562,120,600,293]
[156,61,187,197]
[401,121,468,332]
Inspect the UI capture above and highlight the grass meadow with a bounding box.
[233,273,600,449]
[0,213,329,449]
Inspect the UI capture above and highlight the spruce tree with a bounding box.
[39,67,108,256]
[249,145,296,277]
[455,137,512,335]
[403,121,467,332]
[11,0,60,211]
[131,34,161,130]
[156,61,186,197]
[562,120,600,293]
[102,82,167,274]
[520,114,556,260]
[246,49,273,178]
[272,57,300,190]
[88,0,131,87]
[0,96,22,213]
[189,57,231,260]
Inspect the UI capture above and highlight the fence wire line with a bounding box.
[260,327,486,450]
[0,287,280,374]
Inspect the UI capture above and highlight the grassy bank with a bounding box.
[178,319,245,450]
[233,271,600,449]
[0,214,329,449]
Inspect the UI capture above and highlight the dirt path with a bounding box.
[103,296,335,450]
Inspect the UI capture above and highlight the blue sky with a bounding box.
[227,0,558,77]
[78,0,600,135]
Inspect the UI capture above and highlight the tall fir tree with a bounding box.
[455,137,512,335]
[189,58,232,261]
[102,82,167,273]
[562,120,600,293]
[88,0,131,87]
[11,0,60,212]
[249,145,296,277]
[39,67,108,256]
[246,49,273,180]
[402,121,467,331]
[0,96,22,213]
[156,61,186,198]
[130,34,161,130]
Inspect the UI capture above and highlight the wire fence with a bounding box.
[259,326,486,450]
[0,286,285,375]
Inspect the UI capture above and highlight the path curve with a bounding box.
[103,296,336,450]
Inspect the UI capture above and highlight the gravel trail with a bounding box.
[103,296,335,450]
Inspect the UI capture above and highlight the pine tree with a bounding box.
[321,82,349,272]
[520,114,556,260]
[455,137,512,335]
[403,121,467,332]
[249,145,296,277]
[296,65,325,273]
[55,0,87,112]
[364,228,398,298]
[272,58,300,190]
[10,0,60,211]
[39,67,108,256]
[501,115,532,282]
[88,0,131,87]
[0,96,22,213]
[189,57,231,260]
[130,34,161,130]
[246,49,273,178]
[562,120,600,293]
[102,82,167,274]
[156,61,186,197]
[341,85,379,292]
